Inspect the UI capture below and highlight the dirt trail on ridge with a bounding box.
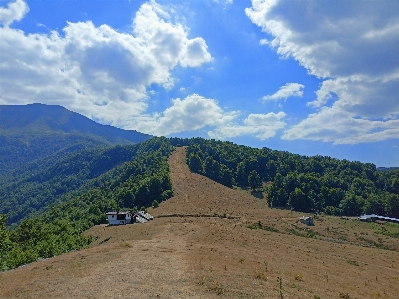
[1,147,399,299]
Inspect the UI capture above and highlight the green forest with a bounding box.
[178,138,399,218]
[0,137,174,271]
[1,136,398,271]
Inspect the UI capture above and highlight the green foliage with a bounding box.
[152,200,159,208]
[188,153,203,174]
[173,137,398,217]
[0,136,174,227]
[247,222,279,232]
[248,170,262,190]
[204,156,220,181]
[391,175,399,194]
[0,214,16,271]
[219,164,234,188]
[385,194,399,217]
[323,206,342,216]
[289,187,314,213]
[346,260,359,266]
[0,137,174,270]
[339,193,364,216]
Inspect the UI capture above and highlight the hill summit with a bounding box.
[0,103,151,142]
[0,103,152,175]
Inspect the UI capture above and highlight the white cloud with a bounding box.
[282,107,399,145]
[125,93,285,141]
[246,0,399,144]
[131,94,239,136]
[0,0,281,141]
[0,0,28,27]
[209,111,286,140]
[179,37,213,67]
[213,0,233,7]
[0,0,212,129]
[262,83,304,101]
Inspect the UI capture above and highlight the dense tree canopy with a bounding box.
[172,137,399,218]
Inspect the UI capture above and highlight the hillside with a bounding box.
[0,104,152,175]
[178,138,399,218]
[0,137,175,270]
[1,147,399,299]
[0,143,159,226]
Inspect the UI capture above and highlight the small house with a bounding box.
[299,216,314,226]
[106,211,132,225]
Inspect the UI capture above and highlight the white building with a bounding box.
[106,211,132,225]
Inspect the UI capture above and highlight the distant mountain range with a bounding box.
[0,104,152,175]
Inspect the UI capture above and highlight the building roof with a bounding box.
[358,214,399,223]
[106,211,130,215]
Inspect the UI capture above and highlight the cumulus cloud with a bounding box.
[246,0,399,144]
[209,111,286,140]
[262,83,304,101]
[282,107,399,145]
[125,93,285,141]
[132,94,239,136]
[0,0,212,129]
[0,0,28,27]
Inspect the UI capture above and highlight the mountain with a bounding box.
[0,104,152,175]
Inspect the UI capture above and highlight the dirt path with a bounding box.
[152,147,271,218]
[67,224,202,298]
[1,147,399,299]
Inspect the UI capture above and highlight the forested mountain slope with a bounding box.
[172,138,399,217]
[0,104,152,175]
[0,141,168,227]
[0,137,174,270]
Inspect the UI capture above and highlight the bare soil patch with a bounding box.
[1,147,399,298]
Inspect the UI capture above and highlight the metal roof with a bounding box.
[106,211,131,215]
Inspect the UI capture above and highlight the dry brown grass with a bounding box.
[1,147,399,299]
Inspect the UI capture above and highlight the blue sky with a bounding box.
[0,0,398,167]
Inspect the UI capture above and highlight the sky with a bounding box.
[0,0,398,167]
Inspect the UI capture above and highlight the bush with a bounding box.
[152,200,159,208]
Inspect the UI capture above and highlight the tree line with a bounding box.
[172,138,399,218]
